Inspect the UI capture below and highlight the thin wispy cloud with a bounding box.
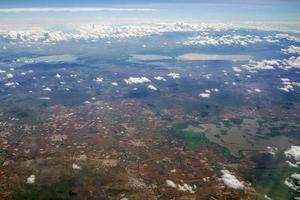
[0,7,158,13]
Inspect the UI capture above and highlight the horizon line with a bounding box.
[0,7,158,13]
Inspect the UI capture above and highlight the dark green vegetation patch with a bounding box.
[166,121,235,160]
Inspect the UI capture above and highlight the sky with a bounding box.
[0,0,299,23]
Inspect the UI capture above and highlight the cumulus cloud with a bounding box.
[177,183,196,193]
[285,146,300,161]
[267,146,278,156]
[241,55,300,71]
[241,59,281,71]
[279,78,295,92]
[95,77,103,83]
[291,173,300,181]
[0,22,299,45]
[147,85,157,91]
[221,170,244,190]
[26,174,35,184]
[166,180,177,188]
[232,67,242,72]
[285,56,300,68]
[43,87,52,92]
[4,82,19,87]
[0,22,210,44]
[282,46,300,55]
[165,180,196,193]
[124,77,151,84]
[275,34,300,43]
[167,73,180,79]
[199,88,219,98]
[154,76,166,81]
[284,175,300,192]
[254,88,262,93]
[285,145,300,168]
[6,73,14,79]
[72,163,81,170]
[182,34,278,46]
[199,93,210,98]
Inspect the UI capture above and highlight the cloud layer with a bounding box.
[0,7,157,13]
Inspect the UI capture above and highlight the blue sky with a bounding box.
[0,0,299,23]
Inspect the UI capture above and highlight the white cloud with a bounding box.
[279,78,294,92]
[0,22,211,44]
[6,73,14,79]
[72,163,81,170]
[26,174,35,184]
[264,195,272,200]
[232,67,242,72]
[147,84,157,91]
[285,146,300,168]
[281,78,290,82]
[165,180,195,193]
[1,22,300,45]
[282,46,300,55]
[241,59,281,71]
[21,70,34,75]
[39,97,51,100]
[284,177,300,192]
[254,88,262,93]
[241,55,300,71]
[124,77,151,84]
[166,180,177,188]
[286,161,299,168]
[167,73,180,79]
[111,82,118,86]
[182,34,278,46]
[285,56,300,68]
[177,183,196,193]
[95,77,103,83]
[267,146,278,156]
[4,82,19,87]
[280,87,290,92]
[43,87,52,92]
[154,76,166,81]
[275,34,300,42]
[291,173,300,181]
[55,73,61,78]
[221,170,244,190]
[199,93,210,98]
[198,88,219,98]
[0,8,157,13]
[285,146,300,162]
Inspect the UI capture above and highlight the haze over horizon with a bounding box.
[0,0,299,23]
